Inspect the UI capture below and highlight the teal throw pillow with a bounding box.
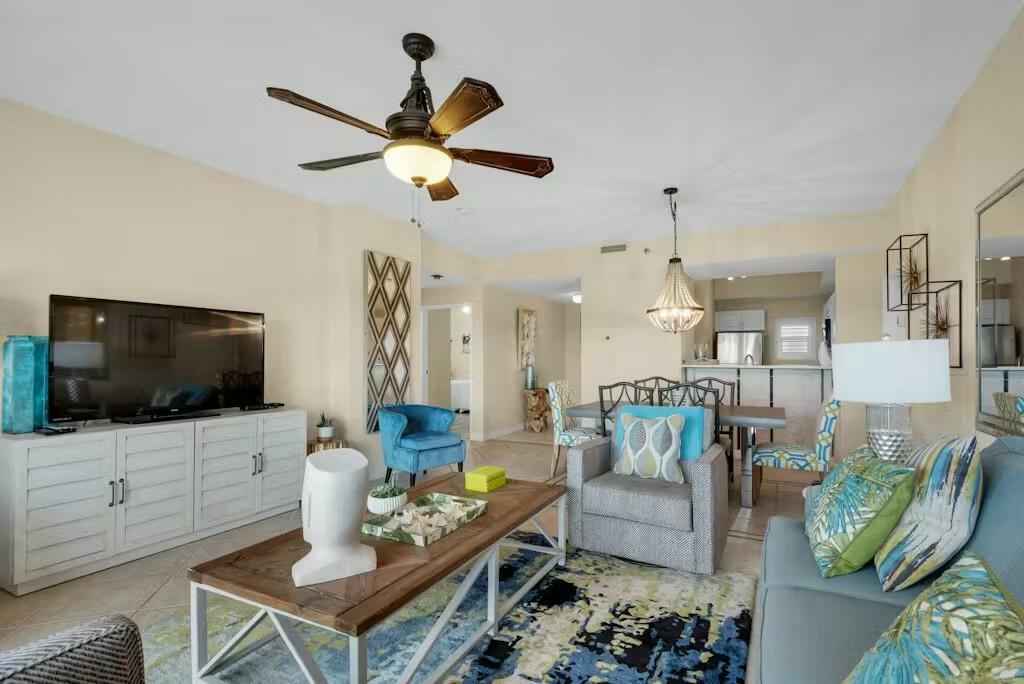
[846,553,1024,683]
[613,413,685,483]
[806,447,915,578]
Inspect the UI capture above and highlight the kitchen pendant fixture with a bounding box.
[646,187,705,333]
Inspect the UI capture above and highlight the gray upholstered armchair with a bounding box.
[0,615,144,683]
[566,409,728,575]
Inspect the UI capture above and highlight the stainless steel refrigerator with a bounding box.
[979,325,1017,367]
[716,332,764,365]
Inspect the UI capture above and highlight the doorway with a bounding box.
[422,304,472,436]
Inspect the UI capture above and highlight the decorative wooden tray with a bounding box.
[361,492,488,547]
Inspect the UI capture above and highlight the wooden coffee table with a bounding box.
[188,474,567,683]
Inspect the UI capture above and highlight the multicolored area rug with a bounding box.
[143,534,754,683]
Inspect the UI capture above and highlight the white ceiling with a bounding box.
[2,1,1020,257]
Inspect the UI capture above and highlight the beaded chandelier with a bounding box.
[646,187,705,333]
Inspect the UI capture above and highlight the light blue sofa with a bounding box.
[756,437,1024,683]
[378,404,466,486]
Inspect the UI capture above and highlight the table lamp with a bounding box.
[832,339,950,461]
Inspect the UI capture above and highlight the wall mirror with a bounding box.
[977,168,1024,435]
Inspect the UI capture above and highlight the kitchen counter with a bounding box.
[682,363,833,446]
[682,363,829,370]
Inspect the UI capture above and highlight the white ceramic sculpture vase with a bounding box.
[292,448,377,587]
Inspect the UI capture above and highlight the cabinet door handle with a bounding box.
[252,453,258,475]
[108,480,116,507]
[118,478,125,505]
[258,451,264,474]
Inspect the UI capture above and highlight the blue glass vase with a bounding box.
[2,335,49,433]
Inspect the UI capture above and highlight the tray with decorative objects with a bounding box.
[361,492,488,546]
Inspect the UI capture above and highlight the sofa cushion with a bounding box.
[847,553,1024,683]
[757,584,905,684]
[763,517,925,608]
[582,471,692,531]
[962,437,1024,601]
[398,431,462,450]
[875,435,981,591]
[806,450,914,577]
[614,404,705,460]
[614,413,685,483]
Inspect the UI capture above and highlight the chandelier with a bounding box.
[646,187,705,333]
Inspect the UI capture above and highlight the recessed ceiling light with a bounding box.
[727,276,735,281]
[740,275,747,279]
[461,304,471,314]
[984,257,994,261]
[430,273,444,280]
[571,293,582,304]
[1001,256,1012,261]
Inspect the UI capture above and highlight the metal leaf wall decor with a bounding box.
[365,251,412,432]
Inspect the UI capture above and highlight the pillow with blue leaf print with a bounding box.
[846,553,1024,683]
[805,446,914,578]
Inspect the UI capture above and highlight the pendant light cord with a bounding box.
[668,192,679,257]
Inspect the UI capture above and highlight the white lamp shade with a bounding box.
[832,339,950,404]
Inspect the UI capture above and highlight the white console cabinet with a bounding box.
[0,409,306,595]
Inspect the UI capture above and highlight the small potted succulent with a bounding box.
[316,413,335,441]
[367,482,408,515]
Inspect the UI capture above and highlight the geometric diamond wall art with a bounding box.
[365,250,412,432]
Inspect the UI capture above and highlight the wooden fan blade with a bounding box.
[428,78,503,138]
[427,177,459,201]
[450,148,554,178]
[267,87,390,139]
[298,151,382,171]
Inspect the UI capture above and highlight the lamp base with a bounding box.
[866,403,912,462]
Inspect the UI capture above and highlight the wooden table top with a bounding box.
[188,474,566,636]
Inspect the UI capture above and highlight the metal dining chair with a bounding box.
[634,376,680,398]
[691,377,737,479]
[597,382,654,436]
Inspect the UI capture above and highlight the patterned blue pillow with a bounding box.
[613,413,685,483]
[847,553,1024,682]
[874,436,981,591]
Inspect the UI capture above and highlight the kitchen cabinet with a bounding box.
[715,309,765,331]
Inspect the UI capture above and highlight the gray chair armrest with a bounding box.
[566,437,611,547]
[0,615,145,683]
[684,443,728,573]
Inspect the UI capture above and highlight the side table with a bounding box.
[522,388,550,432]
[307,438,345,455]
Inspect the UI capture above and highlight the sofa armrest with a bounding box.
[683,443,728,574]
[0,615,144,683]
[566,437,611,547]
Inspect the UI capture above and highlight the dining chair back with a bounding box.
[690,376,737,478]
[597,382,654,436]
[634,376,679,397]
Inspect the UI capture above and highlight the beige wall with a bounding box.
[426,308,451,407]
[0,100,422,478]
[449,306,472,380]
[563,302,582,397]
[715,295,827,364]
[481,287,565,437]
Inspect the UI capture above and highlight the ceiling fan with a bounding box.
[267,33,553,201]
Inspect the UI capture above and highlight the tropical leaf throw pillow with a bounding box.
[806,448,915,578]
[613,413,685,484]
[846,553,1024,683]
[874,436,981,592]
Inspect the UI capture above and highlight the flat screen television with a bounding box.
[48,295,265,422]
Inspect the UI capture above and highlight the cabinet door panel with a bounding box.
[116,423,194,553]
[195,417,257,530]
[257,412,305,512]
[18,435,116,582]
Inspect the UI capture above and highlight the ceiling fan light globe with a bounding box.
[383,139,453,186]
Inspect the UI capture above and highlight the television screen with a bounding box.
[48,295,264,422]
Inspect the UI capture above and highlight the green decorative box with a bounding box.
[361,492,488,546]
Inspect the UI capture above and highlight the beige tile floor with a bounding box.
[0,432,807,674]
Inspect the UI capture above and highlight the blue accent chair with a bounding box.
[378,404,466,486]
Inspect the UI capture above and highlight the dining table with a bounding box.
[564,401,786,508]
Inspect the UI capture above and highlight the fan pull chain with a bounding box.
[408,186,423,229]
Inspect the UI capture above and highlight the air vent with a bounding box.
[600,244,628,254]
